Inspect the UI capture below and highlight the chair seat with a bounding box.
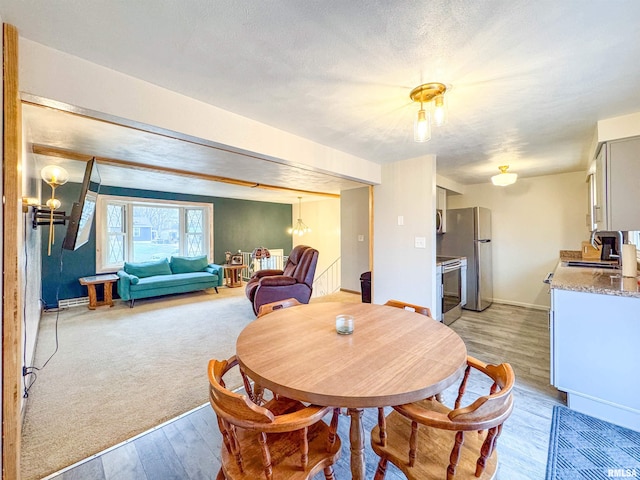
[371,410,498,480]
[209,356,340,480]
[221,418,340,480]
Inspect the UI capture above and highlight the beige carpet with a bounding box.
[20,287,359,480]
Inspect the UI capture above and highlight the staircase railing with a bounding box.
[240,251,287,281]
[239,251,341,298]
[311,257,341,298]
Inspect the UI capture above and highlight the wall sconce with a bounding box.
[491,165,518,186]
[287,197,311,236]
[410,82,447,142]
[33,165,70,255]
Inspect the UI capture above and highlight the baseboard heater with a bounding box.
[58,297,90,309]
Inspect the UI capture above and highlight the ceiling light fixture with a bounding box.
[491,165,518,186]
[410,82,447,142]
[287,197,311,236]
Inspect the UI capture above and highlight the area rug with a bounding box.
[546,405,640,479]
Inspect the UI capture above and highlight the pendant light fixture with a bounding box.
[491,165,518,186]
[288,197,311,236]
[410,82,447,142]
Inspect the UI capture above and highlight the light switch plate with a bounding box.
[415,236,426,248]
[358,235,364,242]
[397,216,404,226]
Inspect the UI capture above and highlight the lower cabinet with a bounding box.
[550,288,640,431]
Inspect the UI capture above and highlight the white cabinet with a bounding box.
[593,136,640,231]
[436,187,447,233]
[585,173,596,230]
[550,288,640,430]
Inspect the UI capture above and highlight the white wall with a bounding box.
[21,129,43,408]
[373,156,437,311]
[19,39,381,186]
[340,187,370,292]
[291,198,340,292]
[447,171,589,309]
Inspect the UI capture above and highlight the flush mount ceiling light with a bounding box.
[410,82,447,142]
[491,165,518,186]
[287,197,311,236]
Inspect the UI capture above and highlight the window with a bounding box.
[96,195,213,272]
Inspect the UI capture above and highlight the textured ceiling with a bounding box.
[5,0,640,193]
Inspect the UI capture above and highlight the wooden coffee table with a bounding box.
[78,274,119,310]
[236,302,467,480]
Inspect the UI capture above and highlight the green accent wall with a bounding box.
[41,183,292,308]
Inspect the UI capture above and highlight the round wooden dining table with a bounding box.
[236,302,467,480]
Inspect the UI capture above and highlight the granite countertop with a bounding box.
[551,255,640,298]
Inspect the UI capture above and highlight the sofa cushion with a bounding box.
[170,255,209,274]
[124,259,172,278]
[130,272,217,292]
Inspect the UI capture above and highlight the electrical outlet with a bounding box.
[358,235,364,242]
[415,236,426,248]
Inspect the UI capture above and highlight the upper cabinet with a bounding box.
[585,172,596,231]
[436,186,447,233]
[593,136,640,231]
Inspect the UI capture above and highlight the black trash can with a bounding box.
[360,271,371,303]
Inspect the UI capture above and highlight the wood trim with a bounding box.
[3,22,22,480]
[31,144,341,199]
[368,185,374,297]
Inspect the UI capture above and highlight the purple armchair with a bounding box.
[245,245,319,316]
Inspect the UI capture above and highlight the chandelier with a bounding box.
[288,197,311,236]
[410,82,447,142]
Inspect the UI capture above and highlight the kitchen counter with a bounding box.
[550,264,640,431]
[551,260,640,298]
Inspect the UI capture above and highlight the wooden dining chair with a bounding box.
[370,356,515,480]
[208,356,341,480]
[384,299,433,318]
[257,297,302,318]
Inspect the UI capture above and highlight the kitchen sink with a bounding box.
[565,261,620,269]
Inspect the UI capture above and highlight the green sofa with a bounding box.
[117,255,223,307]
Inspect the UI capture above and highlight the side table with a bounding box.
[222,264,246,288]
[79,274,119,310]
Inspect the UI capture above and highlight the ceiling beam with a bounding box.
[31,144,340,199]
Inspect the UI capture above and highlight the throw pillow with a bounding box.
[170,255,209,274]
[124,258,172,278]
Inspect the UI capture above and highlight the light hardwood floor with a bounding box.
[47,301,563,480]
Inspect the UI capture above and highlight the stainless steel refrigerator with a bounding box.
[437,207,493,311]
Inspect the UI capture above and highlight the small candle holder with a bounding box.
[335,314,354,335]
